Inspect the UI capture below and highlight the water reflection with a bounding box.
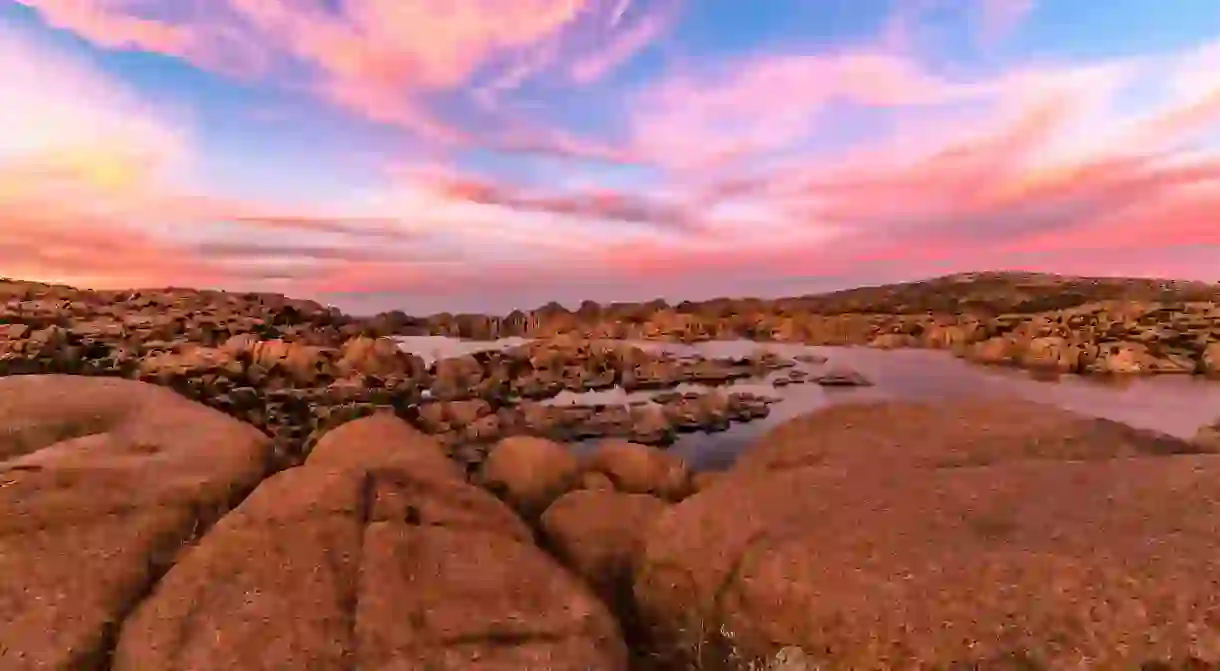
[396,336,1220,469]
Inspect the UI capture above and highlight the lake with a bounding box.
[396,336,1220,469]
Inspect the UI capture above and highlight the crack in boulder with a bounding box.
[106,411,627,670]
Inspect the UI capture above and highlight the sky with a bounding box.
[2,0,1220,315]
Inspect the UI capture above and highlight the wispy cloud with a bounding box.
[420,173,705,233]
[627,49,984,171]
[569,0,680,84]
[16,0,678,148]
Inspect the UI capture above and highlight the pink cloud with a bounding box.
[17,0,674,147]
[0,26,440,293]
[883,0,1036,51]
[627,49,983,171]
[0,211,264,289]
[776,98,1220,266]
[13,0,194,54]
[535,40,1220,296]
[419,173,704,233]
[0,182,448,294]
[0,24,190,191]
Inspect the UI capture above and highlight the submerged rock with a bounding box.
[811,367,873,387]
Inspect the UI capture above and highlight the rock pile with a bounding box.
[0,281,413,463]
[424,338,772,402]
[114,413,627,670]
[417,387,772,459]
[1,281,793,465]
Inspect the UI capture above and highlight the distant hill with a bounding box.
[4,271,1217,321]
[768,271,1220,316]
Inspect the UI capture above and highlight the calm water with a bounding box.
[396,336,1220,469]
[392,335,533,367]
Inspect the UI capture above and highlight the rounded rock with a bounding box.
[581,439,691,502]
[479,435,580,518]
[0,375,274,670]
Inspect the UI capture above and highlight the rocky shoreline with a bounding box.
[372,272,1220,378]
[0,280,850,468]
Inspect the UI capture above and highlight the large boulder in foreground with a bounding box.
[733,398,1207,475]
[113,413,626,670]
[634,400,1220,669]
[0,375,274,670]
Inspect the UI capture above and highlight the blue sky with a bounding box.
[2,0,1219,313]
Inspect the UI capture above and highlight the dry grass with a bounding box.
[636,619,818,671]
[713,626,818,671]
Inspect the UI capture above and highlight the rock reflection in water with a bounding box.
[397,336,1220,470]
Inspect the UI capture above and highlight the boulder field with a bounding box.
[5,375,1220,669]
[0,282,790,465]
[5,273,1220,468]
